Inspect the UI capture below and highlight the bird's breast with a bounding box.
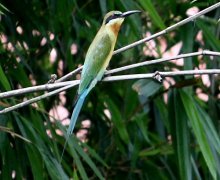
[109,23,122,36]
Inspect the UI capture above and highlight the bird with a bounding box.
[62,10,141,158]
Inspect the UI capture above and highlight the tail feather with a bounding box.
[60,89,89,162]
[68,90,88,135]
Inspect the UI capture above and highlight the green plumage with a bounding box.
[61,10,140,162]
[60,11,140,162]
[78,28,114,94]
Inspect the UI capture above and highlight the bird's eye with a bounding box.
[105,15,114,24]
[105,14,122,24]
[113,13,121,17]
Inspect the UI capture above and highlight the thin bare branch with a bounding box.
[1,69,219,114]
[103,69,220,81]
[0,80,80,99]
[113,2,220,55]
[0,3,219,114]
[55,3,220,82]
[0,50,219,99]
[0,83,77,114]
[106,50,220,75]
[56,66,82,83]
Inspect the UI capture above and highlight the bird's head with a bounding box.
[102,10,141,35]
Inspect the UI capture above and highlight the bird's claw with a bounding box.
[47,74,57,84]
[153,71,163,82]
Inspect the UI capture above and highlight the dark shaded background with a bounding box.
[0,0,220,179]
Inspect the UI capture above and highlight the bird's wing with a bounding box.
[78,31,113,94]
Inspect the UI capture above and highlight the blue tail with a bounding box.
[60,89,89,162]
[68,90,88,135]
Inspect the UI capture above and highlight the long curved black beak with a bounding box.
[121,10,141,18]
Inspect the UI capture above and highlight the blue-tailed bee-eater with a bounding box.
[64,10,140,150]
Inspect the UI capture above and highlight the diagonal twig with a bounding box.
[0,3,219,114]
[55,2,220,83]
[106,50,220,75]
[0,81,79,99]
[56,66,82,83]
[113,2,220,55]
[0,69,220,114]
[0,83,78,114]
[1,50,219,99]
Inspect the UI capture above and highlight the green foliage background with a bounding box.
[0,0,220,179]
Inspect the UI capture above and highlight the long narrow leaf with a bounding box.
[172,90,192,180]
[0,65,11,91]
[138,0,165,29]
[72,136,104,180]
[105,98,130,144]
[180,91,217,179]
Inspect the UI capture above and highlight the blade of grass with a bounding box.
[81,142,109,168]
[138,0,166,29]
[72,136,105,180]
[196,20,220,51]
[0,65,11,91]
[173,90,192,180]
[180,90,217,179]
[15,115,69,180]
[105,98,130,144]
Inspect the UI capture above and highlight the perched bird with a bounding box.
[62,10,140,155]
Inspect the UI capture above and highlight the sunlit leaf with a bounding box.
[180,90,218,179]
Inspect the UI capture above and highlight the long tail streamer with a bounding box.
[60,89,89,162]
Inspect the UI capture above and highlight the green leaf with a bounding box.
[81,142,109,168]
[168,89,192,180]
[72,137,105,180]
[154,97,169,131]
[11,64,31,87]
[105,98,130,144]
[196,20,220,51]
[139,148,160,156]
[191,156,202,180]
[132,79,162,97]
[99,0,107,15]
[16,115,69,180]
[57,123,89,179]
[181,23,194,71]
[69,145,89,180]
[180,90,217,179]
[139,144,173,157]
[26,145,44,180]
[138,0,166,29]
[0,3,10,14]
[196,103,220,155]
[0,65,11,91]
[134,113,150,143]
[57,122,102,180]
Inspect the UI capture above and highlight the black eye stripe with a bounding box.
[105,14,122,24]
